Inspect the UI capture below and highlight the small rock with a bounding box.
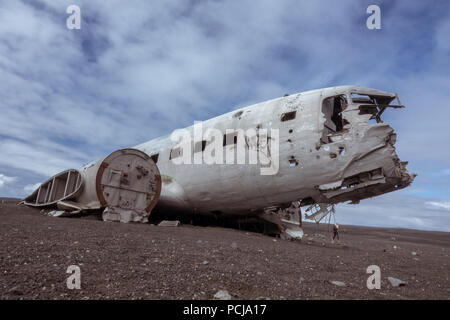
[314,233,325,239]
[330,281,345,287]
[9,286,23,296]
[202,260,209,265]
[388,277,406,287]
[48,210,66,217]
[393,245,398,250]
[214,290,231,300]
[411,251,418,256]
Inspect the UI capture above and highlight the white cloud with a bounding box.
[336,193,450,232]
[426,201,450,211]
[0,173,18,188]
[0,138,87,177]
[24,183,41,194]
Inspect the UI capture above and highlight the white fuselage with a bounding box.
[134,85,413,217]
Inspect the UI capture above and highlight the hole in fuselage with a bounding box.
[289,158,299,167]
[321,95,347,144]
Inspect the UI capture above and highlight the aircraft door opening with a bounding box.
[321,95,347,144]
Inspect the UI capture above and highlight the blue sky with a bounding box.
[0,0,449,231]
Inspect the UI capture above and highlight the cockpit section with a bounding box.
[320,89,405,145]
[314,87,414,206]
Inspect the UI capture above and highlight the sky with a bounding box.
[0,0,449,231]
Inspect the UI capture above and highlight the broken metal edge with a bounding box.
[22,169,84,208]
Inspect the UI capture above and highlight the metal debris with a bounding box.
[387,277,406,287]
[214,290,232,300]
[47,210,72,217]
[158,220,180,227]
[330,281,346,287]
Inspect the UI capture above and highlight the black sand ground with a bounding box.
[1,198,449,300]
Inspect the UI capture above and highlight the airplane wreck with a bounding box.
[22,86,415,239]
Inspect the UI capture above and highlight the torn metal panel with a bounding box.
[56,200,87,213]
[305,204,335,223]
[319,180,343,191]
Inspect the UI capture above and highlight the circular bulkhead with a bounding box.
[98,148,161,222]
[78,148,161,222]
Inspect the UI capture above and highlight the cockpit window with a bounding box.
[281,111,297,122]
[351,93,402,123]
[351,93,375,104]
[321,95,347,144]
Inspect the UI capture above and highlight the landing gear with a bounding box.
[261,202,304,240]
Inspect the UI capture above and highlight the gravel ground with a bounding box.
[1,198,449,300]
